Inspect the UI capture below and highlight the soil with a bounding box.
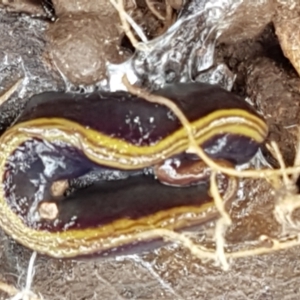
[45,1,131,85]
[1,2,300,300]
[46,12,129,85]
[0,0,46,18]
[217,24,300,166]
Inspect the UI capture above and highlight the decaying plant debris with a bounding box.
[2,0,300,299]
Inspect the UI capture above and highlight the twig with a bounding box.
[210,171,232,270]
[0,279,41,300]
[121,74,300,269]
[110,0,149,50]
[134,229,216,260]
[270,141,291,187]
[0,78,23,106]
[292,126,300,182]
[130,229,300,262]
[272,128,300,230]
[227,235,300,258]
[145,0,165,21]
[160,2,174,34]
[122,75,236,269]
[0,281,18,297]
[9,252,41,300]
[122,75,300,179]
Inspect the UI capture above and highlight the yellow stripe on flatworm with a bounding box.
[0,183,215,257]
[0,108,265,257]
[3,108,268,170]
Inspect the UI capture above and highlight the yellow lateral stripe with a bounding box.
[0,130,214,257]
[0,168,215,256]
[0,107,267,257]
[12,122,262,170]
[8,108,267,153]
[79,123,266,170]
[13,108,267,147]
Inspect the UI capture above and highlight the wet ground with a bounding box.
[1,1,300,300]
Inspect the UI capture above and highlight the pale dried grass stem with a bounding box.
[109,0,149,50]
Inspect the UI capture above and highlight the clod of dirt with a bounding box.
[226,178,281,244]
[218,0,275,44]
[274,1,300,77]
[51,0,116,15]
[216,22,300,166]
[245,56,300,166]
[0,0,45,17]
[130,4,167,40]
[46,13,129,85]
[45,1,132,85]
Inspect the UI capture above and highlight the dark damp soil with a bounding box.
[216,24,300,167]
[2,2,300,300]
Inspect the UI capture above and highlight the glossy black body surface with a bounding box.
[15,83,261,147]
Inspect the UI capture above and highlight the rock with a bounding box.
[0,0,46,17]
[47,12,128,85]
[51,0,116,15]
[46,0,130,85]
[218,0,275,44]
[274,0,300,77]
